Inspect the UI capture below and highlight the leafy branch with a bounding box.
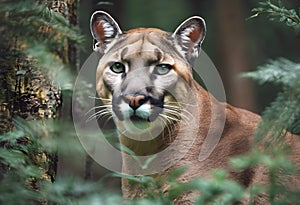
[249,0,300,31]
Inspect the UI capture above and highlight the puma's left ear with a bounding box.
[90,11,122,53]
[172,16,206,64]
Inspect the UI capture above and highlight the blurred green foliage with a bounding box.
[124,0,189,32]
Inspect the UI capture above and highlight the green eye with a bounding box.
[154,64,173,75]
[110,62,125,74]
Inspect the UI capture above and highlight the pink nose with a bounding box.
[125,95,145,110]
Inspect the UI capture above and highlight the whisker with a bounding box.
[157,116,166,139]
[180,108,195,122]
[86,108,112,122]
[95,113,114,128]
[85,105,112,116]
[165,118,174,142]
[163,106,181,113]
[163,109,181,119]
[88,96,112,102]
[163,107,194,125]
[167,101,197,107]
[159,113,181,123]
[101,115,114,128]
[163,107,183,118]
[158,117,169,141]
[96,110,112,120]
[158,115,176,142]
[164,104,195,121]
[163,104,181,110]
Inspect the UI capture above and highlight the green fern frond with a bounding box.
[242,58,300,87]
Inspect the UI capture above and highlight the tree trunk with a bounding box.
[216,0,256,111]
[0,0,78,203]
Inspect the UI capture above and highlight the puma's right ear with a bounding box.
[90,11,122,53]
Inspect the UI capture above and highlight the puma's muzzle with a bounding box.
[112,91,164,122]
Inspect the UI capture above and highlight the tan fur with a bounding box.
[120,80,260,204]
[91,14,300,204]
[125,27,166,34]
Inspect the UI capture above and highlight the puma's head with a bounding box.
[90,11,205,137]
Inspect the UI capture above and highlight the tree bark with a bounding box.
[0,0,78,203]
[216,0,256,111]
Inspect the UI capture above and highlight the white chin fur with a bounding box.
[119,102,152,120]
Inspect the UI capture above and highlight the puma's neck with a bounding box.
[119,123,180,156]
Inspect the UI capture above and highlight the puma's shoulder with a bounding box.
[225,104,260,133]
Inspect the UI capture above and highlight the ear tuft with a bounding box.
[173,16,206,64]
[90,11,122,53]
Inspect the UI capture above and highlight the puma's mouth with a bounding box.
[130,115,149,122]
[112,101,165,138]
[128,114,151,129]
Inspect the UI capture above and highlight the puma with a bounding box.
[89,11,300,204]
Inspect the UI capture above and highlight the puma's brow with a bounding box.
[118,47,164,67]
[120,47,128,61]
[143,49,163,66]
